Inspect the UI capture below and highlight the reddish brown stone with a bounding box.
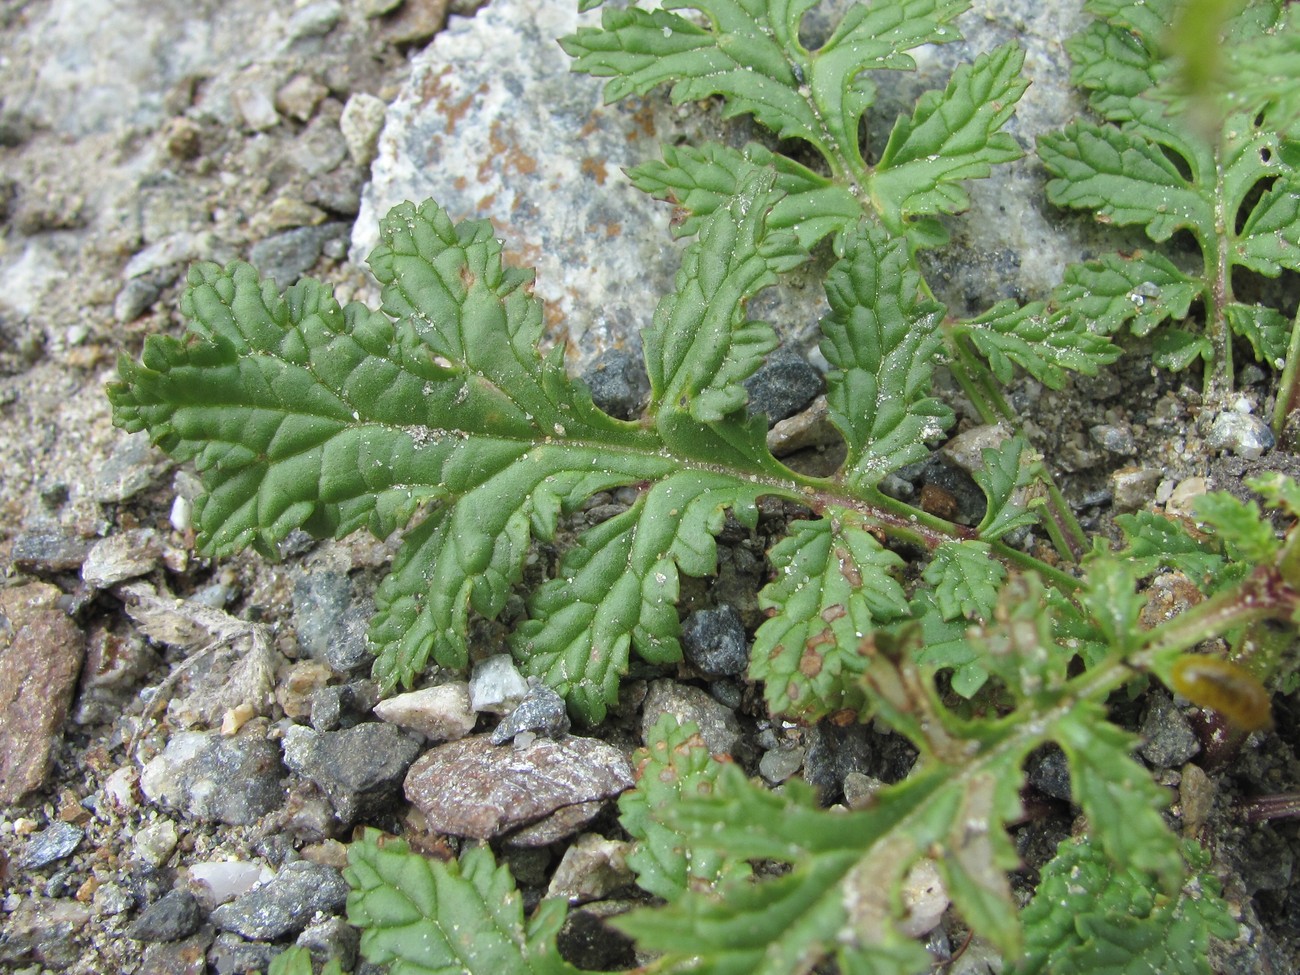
[404,733,632,841]
[0,583,86,805]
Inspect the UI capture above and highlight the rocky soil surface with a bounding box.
[0,0,1298,973]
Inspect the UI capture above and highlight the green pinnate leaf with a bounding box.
[561,0,969,173]
[820,222,953,488]
[644,170,805,433]
[972,436,1042,541]
[566,0,1030,255]
[1051,251,1198,338]
[1012,837,1237,975]
[869,42,1028,234]
[1040,0,1300,392]
[1075,555,1145,655]
[1114,510,1227,587]
[954,300,1121,389]
[266,946,344,975]
[628,141,860,251]
[1039,120,1211,242]
[910,589,990,697]
[751,510,909,720]
[1053,706,1184,887]
[618,716,750,900]
[112,194,811,716]
[513,473,763,722]
[1193,491,1281,563]
[1250,470,1300,516]
[345,831,587,975]
[922,540,1005,623]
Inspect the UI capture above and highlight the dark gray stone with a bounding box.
[247,223,346,288]
[744,348,823,424]
[10,525,91,573]
[1026,746,1072,802]
[210,861,349,940]
[291,570,370,673]
[295,916,359,972]
[681,605,749,678]
[309,680,379,732]
[20,822,83,869]
[207,932,279,975]
[641,680,742,758]
[282,721,421,827]
[114,271,169,323]
[581,348,650,420]
[91,431,163,503]
[140,732,285,826]
[128,890,205,942]
[303,168,364,216]
[1089,423,1137,456]
[138,925,212,975]
[1138,693,1200,768]
[803,723,874,803]
[491,680,571,744]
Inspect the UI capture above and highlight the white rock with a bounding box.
[132,819,178,868]
[1165,476,1208,518]
[373,682,477,741]
[188,860,273,906]
[897,859,949,938]
[469,655,529,714]
[102,766,138,811]
[232,82,280,131]
[82,530,161,588]
[546,834,633,903]
[340,93,387,168]
[940,423,1013,475]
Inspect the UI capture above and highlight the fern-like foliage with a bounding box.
[1011,837,1236,975]
[107,2,1300,971]
[1039,0,1300,397]
[565,0,1024,251]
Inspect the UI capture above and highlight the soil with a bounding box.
[0,1,1298,974]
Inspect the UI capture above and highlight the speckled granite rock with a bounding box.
[357,0,1111,374]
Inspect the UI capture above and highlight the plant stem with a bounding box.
[1270,304,1300,442]
[1133,565,1300,668]
[945,338,1089,561]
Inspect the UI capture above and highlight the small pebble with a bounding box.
[1208,410,1274,460]
[210,860,349,940]
[340,93,387,167]
[546,834,633,903]
[641,680,742,758]
[132,819,179,868]
[758,746,805,784]
[82,530,162,588]
[188,860,271,906]
[21,821,83,869]
[1109,466,1162,513]
[128,890,204,942]
[681,605,749,678]
[744,349,823,425]
[373,682,477,741]
[491,680,571,744]
[1138,693,1200,768]
[1165,476,1208,518]
[469,654,529,714]
[1089,423,1136,455]
[281,721,421,828]
[581,349,650,420]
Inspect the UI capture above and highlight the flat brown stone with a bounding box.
[0,583,86,805]
[404,733,632,841]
